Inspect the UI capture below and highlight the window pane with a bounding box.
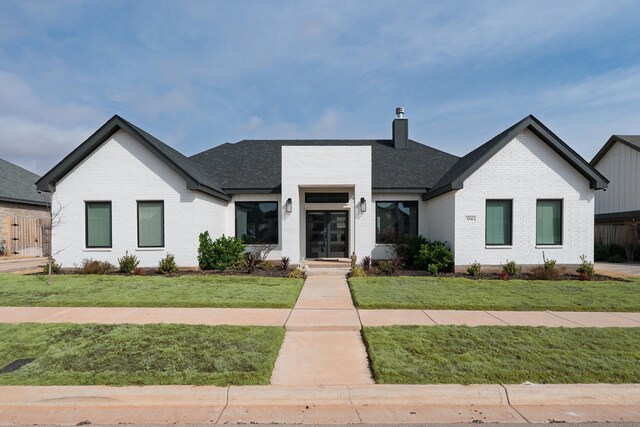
[86,202,111,248]
[376,201,418,244]
[138,201,164,247]
[536,200,562,245]
[486,200,512,245]
[235,202,278,244]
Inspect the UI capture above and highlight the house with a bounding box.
[36,109,607,271]
[0,158,51,256]
[591,135,640,261]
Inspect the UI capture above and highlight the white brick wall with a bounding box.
[594,142,640,214]
[52,130,226,268]
[453,129,595,268]
[424,190,456,251]
[281,146,372,263]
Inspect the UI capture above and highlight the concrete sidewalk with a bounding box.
[0,384,638,424]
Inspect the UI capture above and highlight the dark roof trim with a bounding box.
[595,210,640,222]
[591,135,640,166]
[0,196,50,207]
[423,115,609,201]
[372,188,427,194]
[36,115,229,201]
[224,188,282,194]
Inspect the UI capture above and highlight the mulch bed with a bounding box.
[359,268,627,281]
[44,267,290,278]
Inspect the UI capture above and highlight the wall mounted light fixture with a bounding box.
[286,198,292,213]
[360,197,367,213]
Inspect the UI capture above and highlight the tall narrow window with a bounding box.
[536,199,562,245]
[485,200,512,245]
[375,201,418,244]
[235,202,278,244]
[138,201,164,247]
[86,202,112,248]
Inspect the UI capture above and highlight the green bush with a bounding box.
[502,260,521,276]
[158,253,178,274]
[350,266,367,277]
[414,240,453,272]
[427,264,439,276]
[576,254,594,279]
[197,232,245,271]
[530,254,562,280]
[594,242,627,262]
[287,267,304,279]
[117,250,140,273]
[378,260,392,274]
[42,258,61,274]
[81,259,114,274]
[467,261,482,277]
[394,235,429,268]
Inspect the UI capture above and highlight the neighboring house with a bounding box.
[0,158,51,256]
[36,110,607,270]
[591,136,640,261]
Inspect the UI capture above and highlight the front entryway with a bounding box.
[305,211,348,258]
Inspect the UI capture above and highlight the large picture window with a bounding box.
[536,199,562,245]
[86,201,112,248]
[486,200,512,246]
[138,201,164,247]
[375,201,418,244]
[235,202,278,244]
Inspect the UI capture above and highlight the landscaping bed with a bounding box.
[0,323,283,385]
[363,325,640,384]
[0,274,303,308]
[349,276,640,311]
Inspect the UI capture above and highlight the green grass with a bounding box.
[349,276,640,311]
[363,325,640,384]
[0,323,284,385]
[0,274,303,308]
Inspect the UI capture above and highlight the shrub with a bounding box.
[197,232,245,271]
[427,263,439,276]
[350,266,367,277]
[414,240,453,272]
[117,250,140,273]
[577,272,589,281]
[594,241,609,261]
[287,267,304,279]
[467,261,482,277]
[280,256,290,271]
[42,258,61,274]
[576,254,594,279]
[502,260,521,276]
[260,261,277,271]
[378,260,392,274]
[133,267,145,276]
[390,256,404,272]
[608,254,626,263]
[361,256,371,271]
[245,252,258,274]
[232,256,248,270]
[500,271,510,281]
[530,254,562,280]
[81,259,114,274]
[158,253,178,274]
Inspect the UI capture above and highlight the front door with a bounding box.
[306,211,348,258]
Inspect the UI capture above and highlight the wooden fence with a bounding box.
[595,222,640,246]
[4,216,49,257]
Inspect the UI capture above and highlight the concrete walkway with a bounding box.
[0,384,638,424]
[270,269,374,386]
[595,261,640,277]
[0,256,45,273]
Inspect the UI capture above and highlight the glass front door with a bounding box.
[306,211,348,258]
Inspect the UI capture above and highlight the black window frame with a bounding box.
[235,201,279,245]
[485,199,513,246]
[375,200,419,244]
[137,200,165,248]
[85,201,112,249]
[304,192,350,204]
[535,199,563,246]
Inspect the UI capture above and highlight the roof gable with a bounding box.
[591,135,640,166]
[423,115,608,200]
[36,115,229,201]
[0,158,50,206]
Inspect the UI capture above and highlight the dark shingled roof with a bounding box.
[0,158,50,206]
[591,135,640,166]
[190,139,459,192]
[424,115,608,200]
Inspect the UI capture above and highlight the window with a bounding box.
[485,200,512,245]
[138,201,164,247]
[305,192,349,203]
[375,201,418,244]
[536,199,562,245]
[235,202,278,244]
[86,202,112,248]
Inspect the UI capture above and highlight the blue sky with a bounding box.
[1,0,640,174]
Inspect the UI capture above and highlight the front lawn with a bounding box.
[0,323,283,385]
[0,274,303,308]
[349,276,640,311]
[363,325,640,384]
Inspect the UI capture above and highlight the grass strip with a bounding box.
[349,276,640,311]
[0,274,303,308]
[0,323,284,385]
[363,325,640,384]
